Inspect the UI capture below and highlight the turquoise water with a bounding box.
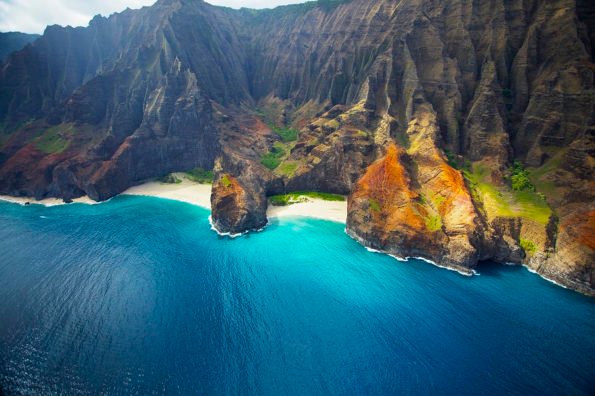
[0,196,593,395]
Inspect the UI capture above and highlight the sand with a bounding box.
[267,199,347,223]
[122,175,212,209]
[1,173,347,224]
[123,174,347,223]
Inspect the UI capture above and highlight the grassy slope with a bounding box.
[33,124,75,154]
[269,191,345,206]
[464,163,552,225]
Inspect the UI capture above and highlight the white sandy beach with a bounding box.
[0,173,348,223]
[122,175,212,209]
[266,199,346,223]
[123,174,347,223]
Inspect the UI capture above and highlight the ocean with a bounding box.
[0,196,593,395]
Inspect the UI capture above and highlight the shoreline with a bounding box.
[121,175,212,209]
[0,174,348,224]
[0,178,587,295]
[0,194,97,206]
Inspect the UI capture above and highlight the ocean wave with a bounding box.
[522,264,568,289]
[207,215,268,238]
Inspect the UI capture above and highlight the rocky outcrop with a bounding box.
[210,171,267,235]
[0,0,593,295]
[347,110,482,273]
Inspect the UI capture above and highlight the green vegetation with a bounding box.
[369,198,381,212]
[276,161,299,177]
[254,104,299,170]
[260,142,287,170]
[520,238,537,255]
[443,149,470,170]
[432,194,446,207]
[157,174,181,184]
[464,163,552,225]
[444,149,459,169]
[269,191,346,206]
[527,149,566,196]
[324,119,340,130]
[185,167,214,184]
[254,102,284,126]
[510,161,535,192]
[271,126,299,142]
[220,174,232,188]
[34,125,73,154]
[425,214,443,232]
[269,195,296,206]
[260,154,282,170]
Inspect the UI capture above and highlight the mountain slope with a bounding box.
[0,0,593,295]
[0,32,39,62]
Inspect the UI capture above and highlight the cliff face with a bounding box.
[0,0,593,295]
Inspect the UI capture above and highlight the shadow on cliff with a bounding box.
[474,261,523,279]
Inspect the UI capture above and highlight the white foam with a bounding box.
[522,264,569,289]
[388,254,408,262]
[365,246,384,254]
[412,257,476,277]
[208,215,244,238]
[391,253,475,277]
[208,215,269,238]
[0,194,99,206]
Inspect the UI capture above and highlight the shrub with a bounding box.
[369,198,381,212]
[220,174,232,188]
[260,142,287,170]
[186,167,213,184]
[510,161,535,192]
[425,215,443,232]
[260,153,282,170]
[269,195,291,206]
[35,126,70,154]
[277,162,298,177]
[520,238,537,255]
[157,174,181,184]
[269,191,345,206]
[444,149,459,169]
[271,126,299,142]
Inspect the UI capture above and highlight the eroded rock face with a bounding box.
[347,111,481,273]
[211,172,267,235]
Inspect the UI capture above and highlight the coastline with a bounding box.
[1,177,588,295]
[0,194,97,206]
[0,174,348,224]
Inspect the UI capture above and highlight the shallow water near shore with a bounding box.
[0,195,594,395]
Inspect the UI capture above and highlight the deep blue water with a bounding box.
[0,196,593,395]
